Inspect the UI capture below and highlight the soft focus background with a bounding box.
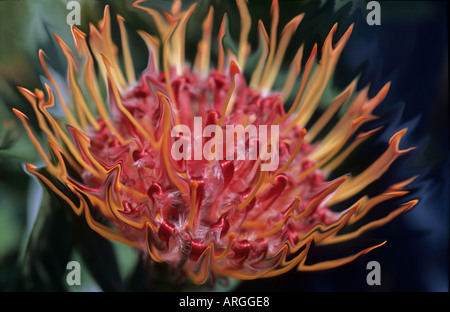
[0,0,448,291]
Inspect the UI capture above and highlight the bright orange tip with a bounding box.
[12,108,27,120]
[25,163,37,170]
[100,53,113,67]
[163,11,176,24]
[229,60,241,77]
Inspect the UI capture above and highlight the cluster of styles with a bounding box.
[15,0,417,285]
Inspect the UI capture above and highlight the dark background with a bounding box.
[236,0,449,292]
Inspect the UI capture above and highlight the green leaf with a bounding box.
[21,189,73,291]
[70,202,128,292]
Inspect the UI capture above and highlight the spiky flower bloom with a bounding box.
[15,0,417,285]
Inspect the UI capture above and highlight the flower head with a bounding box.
[14,0,417,285]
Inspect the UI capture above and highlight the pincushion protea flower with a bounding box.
[14,0,418,285]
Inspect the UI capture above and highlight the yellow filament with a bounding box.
[323,126,383,173]
[313,82,389,162]
[308,202,360,245]
[21,87,86,174]
[97,168,158,232]
[66,121,148,202]
[106,182,146,230]
[254,197,301,239]
[186,247,211,284]
[280,44,303,99]
[297,117,369,180]
[162,23,178,105]
[13,109,57,175]
[213,238,313,280]
[160,94,188,195]
[211,246,286,280]
[83,195,139,248]
[237,170,267,210]
[323,200,417,245]
[307,80,357,142]
[294,25,337,126]
[349,191,409,225]
[119,183,149,201]
[236,0,251,68]
[89,6,127,90]
[31,94,102,179]
[102,54,157,150]
[193,6,214,75]
[299,24,353,128]
[17,87,58,144]
[213,233,237,261]
[41,92,85,173]
[388,176,418,192]
[263,239,313,278]
[259,0,279,88]
[188,180,198,231]
[299,241,386,271]
[329,129,416,204]
[267,177,348,231]
[54,34,89,130]
[217,61,239,127]
[72,26,128,145]
[280,44,317,126]
[261,14,304,90]
[272,128,306,178]
[217,14,227,74]
[25,164,83,216]
[171,3,197,74]
[132,0,170,36]
[249,20,269,89]
[39,50,80,128]
[171,0,182,17]
[137,31,160,71]
[117,15,136,84]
